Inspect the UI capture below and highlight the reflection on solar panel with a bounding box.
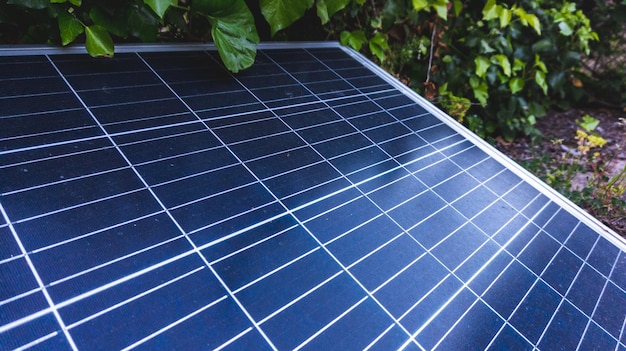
[1,42,625,350]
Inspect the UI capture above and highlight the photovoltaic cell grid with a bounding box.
[1,43,625,350]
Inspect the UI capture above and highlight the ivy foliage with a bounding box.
[334,0,599,139]
[0,0,349,72]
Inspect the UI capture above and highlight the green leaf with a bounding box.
[472,81,489,105]
[526,14,541,35]
[340,30,367,51]
[191,0,233,14]
[491,54,511,77]
[509,77,524,94]
[144,0,175,18]
[412,0,429,12]
[432,0,448,19]
[209,0,260,73]
[260,0,314,36]
[499,8,511,28]
[474,55,490,78]
[89,7,128,38]
[535,70,547,95]
[316,0,349,24]
[128,4,160,42]
[558,21,574,36]
[85,25,114,58]
[452,0,462,16]
[69,0,81,6]
[369,32,389,62]
[579,114,600,132]
[534,54,547,73]
[50,0,67,3]
[7,0,48,9]
[482,0,498,21]
[58,11,84,46]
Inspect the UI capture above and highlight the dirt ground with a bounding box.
[495,107,626,236]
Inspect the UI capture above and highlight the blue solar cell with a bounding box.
[473,200,522,236]
[0,146,127,194]
[509,280,561,343]
[414,287,475,349]
[327,215,403,267]
[567,263,607,316]
[592,281,626,339]
[451,185,498,219]
[431,223,490,271]
[261,273,364,350]
[578,321,618,351]
[153,164,256,208]
[2,168,143,220]
[483,260,536,318]
[388,190,446,230]
[69,265,226,350]
[587,236,621,276]
[170,183,276,233]
[437,301,503,350]
[518,230,561,275]
[0,313,67,351]
[0,290,48,326]
[305,196,381,244]
[374,254,449,318]
[214,226,318,290]
[368,175,426,211]
[15,190,162,251]
[349,234,425,291]
[0,226,20,260]
[487,325,534,351]
[541,247,583,294]
[0,258,38,302]
[611,251,626,291]
[538,300,588,351]
[30,213,182,284]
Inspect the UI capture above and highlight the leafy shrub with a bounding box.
[335,0,598,139]
[0,0,350,72]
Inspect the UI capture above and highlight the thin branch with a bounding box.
[426,23,437,83]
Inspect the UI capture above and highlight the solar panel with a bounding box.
[1,42,625,350]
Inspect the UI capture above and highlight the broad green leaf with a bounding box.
[491,54,511,76]
[499,8,511,28]
[89,7,128,38]
[260,0,314,36]
[316,0,349,24]
[58,11,84,46]
[69,0,81,6]
[340,30,367,51]
[412,0,428,12]
[513,58,525,73]
[369,32,389,62]
[535,70,547,95]
[452,0,462,16]
[209,0,260,73]
[534,54,547,73]
[7,0,48,9]
[472,81,489,105]
[558,21,574,36]
[527,14,541,35]
[509,77,524,94]
[474,56,490,78]
[128,4,160,42]
[85,25,114,57]
[50,0,67,3]
[579,114,600,132]
[432,0,447,19]
[482,0,498,21]
[144,0,175,18]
